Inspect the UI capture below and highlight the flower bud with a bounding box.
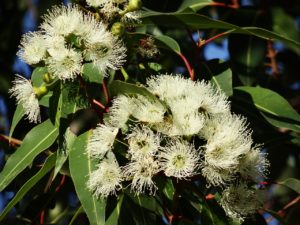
[126,0,142,12]
[43,73,54,83]
[111,22,125,36]
[33,85,48,98]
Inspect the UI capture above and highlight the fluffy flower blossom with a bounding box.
[126,125,160,159]
[17,32,47,65]
[220,182,263,222]
[87,153,123,198]
[18,4,126,81]
[46,47,82,80]
[159,139,200,179]
[9,75,41,123]
[131,95,166,123]
[123,156,160,195]
[87,124,119,159]
[105,95,133,130]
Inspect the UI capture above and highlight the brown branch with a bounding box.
[265,41,279,78]
[0,134,22,146]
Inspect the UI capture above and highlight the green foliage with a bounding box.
[2,0,300,224]
[69,131,106,225]
[0,119,58,191]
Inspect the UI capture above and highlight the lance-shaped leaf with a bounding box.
[106,195,124,225]
[278,178,300,194]
[178,0,215,12]
[0,153,56,221]
[9,104,25,139]
[0,119,58,191]
[211,68,233,96]
[234,86,300,132]
[141,13,300,50]
[69,131,106,225]
[109,80,158,102]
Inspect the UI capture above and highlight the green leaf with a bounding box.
[69,131,106,225]
[0,154,56,221]
[106,195,124,225]
[278,178,300,194]
[0,119,58,191]
[234,87,300,132]
[108,80,158,102]
[154,35,181,53]
[53,128,77,180]
[210,68,233,96]
[141,13,300,50]
[178,0,214,12]
[82,63,105,84]
[31,67,47,87]
[271,7,300,54]
[126,192,163,216]
[9,104,25,139]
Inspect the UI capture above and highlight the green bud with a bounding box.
[126,0,142,12]
[111,22,125,36]
[43,73,54,84]
[34,85,48,98]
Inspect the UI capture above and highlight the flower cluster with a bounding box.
[86,0,141,23]
[10,4,126,123]
[87,74,269,222]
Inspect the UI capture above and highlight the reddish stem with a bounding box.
[40,210,45,224]
[102,80,109,103]
[55,175,66,192]
[199,31,232,48]
[92,99,108,112]
[211,0,239,9]
[177,52,195,80]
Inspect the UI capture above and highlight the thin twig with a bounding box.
[177,52,195,80]
[0,134,22,146]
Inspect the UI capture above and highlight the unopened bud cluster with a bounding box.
[87,74,269,222]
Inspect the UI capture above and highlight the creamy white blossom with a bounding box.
[238,147,269,182]
[220,182,263,222]
[17,32,47,65]
[87,124,119,159]
[105,95,133,130]
[86,0,106,7]
[131,95,166,123]
[159,139,199,179]
[9,75,40,123]
[123,156,160,195]
[87,153,123,198]
[46,47,82,80]
[127,125,160,159]
[84,26,126,75]
[41,5,84,37]
[159,139,200,179]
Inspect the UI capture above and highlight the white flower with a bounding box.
[159,139,200,179]
[9,75,40,123]
[87,153,123,198]
[46,47,82,80]
[83,26,126,75]
[41,5,83,37]
[126,125,160,159]
[131,95,166,124]
[146,75,230,116]
[238,147,269,182]
[122,11,141,24]
[87,124,119,159]
[201,166,233,186]
[123,156,159,195]
[17,32,47,65]
[220,182,263,222]
[167,98,205,136]
[86,0,105,7]
[45,35,66,57]
[105,95,133,130]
